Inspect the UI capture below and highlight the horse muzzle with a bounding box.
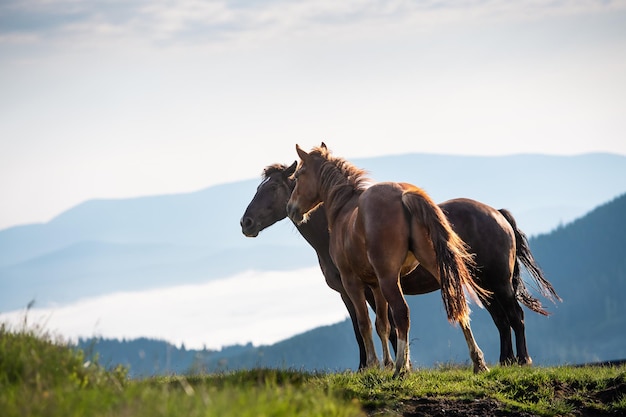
[240,216,260,237]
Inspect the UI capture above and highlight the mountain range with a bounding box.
[2,153,625,315]
[79,191,626,376]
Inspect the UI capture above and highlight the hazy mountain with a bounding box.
[0,181,312,310]
[357,152,626,234]
[2,153,625,315]
[78,192,626,376]
[0,181,303,267]
[523,193,626,364]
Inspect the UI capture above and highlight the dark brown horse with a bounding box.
[241,156,560,371]
[286,143,495,376]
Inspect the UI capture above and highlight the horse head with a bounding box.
[287,144,326,225]
[240,161,297,237]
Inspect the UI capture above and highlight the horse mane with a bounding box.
[262,163,290,179]
[309,145,371,222]
[310,145,371,190]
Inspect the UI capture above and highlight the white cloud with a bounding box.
[0,267,349,350]
[2,0,625,47]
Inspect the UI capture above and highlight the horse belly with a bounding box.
[348,250,380,286]
[400,252,419,276]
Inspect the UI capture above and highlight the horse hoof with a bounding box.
[518,356,533,366]
[393,369,407,379]
[358,362,381,372]
[500,357,517,366]
[474,363,490,374]
[393,364,411,378]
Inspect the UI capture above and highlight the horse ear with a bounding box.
[286,160,297,176]
[320,142,327,150]
[296,144,308,160]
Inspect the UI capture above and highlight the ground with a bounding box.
[367,380,626,417]
[398,398,536,417]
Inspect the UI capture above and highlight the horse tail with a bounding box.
[401,186,490,326]
[498,208,562,316]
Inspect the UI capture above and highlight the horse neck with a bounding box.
[286,175,329,250]
[319,176,360,231]
[296,206,332,256]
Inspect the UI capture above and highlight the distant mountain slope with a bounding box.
[2,153,624,266]
[355,152,626,235]
[0,180,311,310]
[80,193,626,374]
[0,180,303,267]
[77,324,356,377]
[523,193,626,364]
[1,153,625,315]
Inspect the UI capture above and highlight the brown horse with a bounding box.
[286,143,492,376]
[240,161,560,370]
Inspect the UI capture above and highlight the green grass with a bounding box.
[0,322,362,417]
[2,322,625,416]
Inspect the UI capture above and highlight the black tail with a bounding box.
[498,209,562,316]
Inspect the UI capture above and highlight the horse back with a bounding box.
[440,198,516,282]
[358,182,418,273]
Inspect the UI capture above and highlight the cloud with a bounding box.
[0,267,349,350]
[2,0,624,48]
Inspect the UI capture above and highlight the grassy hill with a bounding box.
[2,323,625,417]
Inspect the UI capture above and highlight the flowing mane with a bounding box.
[308,146,371,222]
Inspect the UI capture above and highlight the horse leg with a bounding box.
[491,282,532,365]
[342,274,380,368]
[409,228,488,373]
[459,321,490,373]
[378,279,411,377]
[340,291,368,370]
[372,286,394,368]
[388,305,399,355]
[509,302,532,365]
[366,241,411,375]
[483,297,516,365]
[494,314,516,366]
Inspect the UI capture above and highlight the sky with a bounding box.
[2,1,626,231]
